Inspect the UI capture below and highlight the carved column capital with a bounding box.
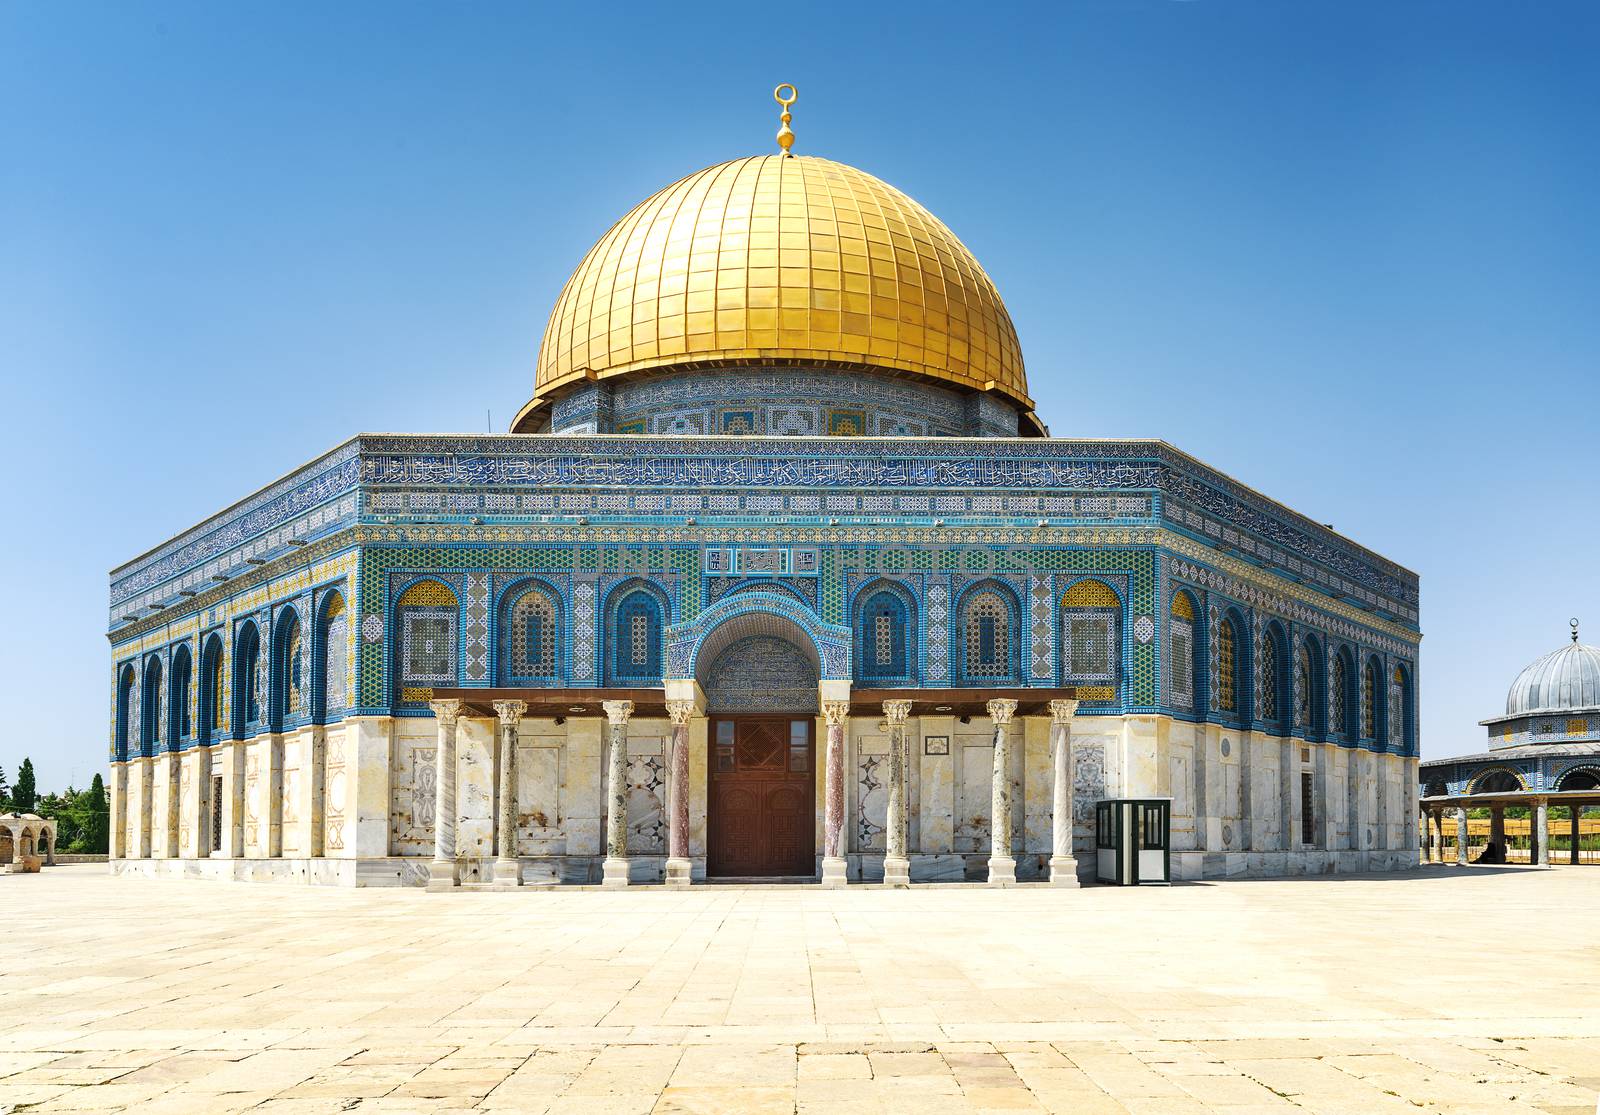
[602,699,635,726]
[1048,698,1079,723]
[429,699,463,727]
[665,700,696,726]
[882,699,914,725]
[491,699,528,725]
[986,698,1018,725]
[822,700,852,727]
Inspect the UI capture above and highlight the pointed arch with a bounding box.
[1259,620,1289,729]
[199,632,224,744]
[115,663,136,762]
[957,580,1023,685]
[853,579,916,685]
[1168,588,1202,713]
[141,654,163,755]
[1296,634,1326,738]
[169,643,193,747]
[1330,645,1357,743]
[605,579,668,685]
[396,578,459,703]
[1215,609,1248,718]
[498,578,561,685]
[233,619,262,735]
[1361,654,1381,741]
[1062,578,1121,692]
[314,590,349,722]
[270,605,304,731]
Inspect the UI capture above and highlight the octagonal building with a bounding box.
[106,124,1422,887]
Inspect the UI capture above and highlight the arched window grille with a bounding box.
[1330,653,1349,738]
[858,588,911,682]
[1388,665,1405,750]
[235,622,263,731]
[141,656,163,753]
[611,589,663,683]
[199,635,223,743]
[1260,630,1279,723]
[1169,591,1197,711]
[962,588,1015,682]
[1362,659,1378,739]
[170,644,193,744]
[397,580,459,700]
[318,592,349,719]
[275,610,303,725]
[1294,641,1313,728]
[1062,579,1120,690]
[116,665,135,761]
[1217,617,1238,713]
[500,581,560,685]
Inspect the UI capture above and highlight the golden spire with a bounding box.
[774,83,797,156]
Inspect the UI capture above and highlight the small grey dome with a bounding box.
[1506,635,1600,716]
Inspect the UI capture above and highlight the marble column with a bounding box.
[1572,805,1583,866]
[492,700,527,887]
[601,700,634,887]
[882,700,913,887]
[820,699,851,888]
[665,700,695,887]
[987,698,1018,886]
[1489,805,1505,860]
[1535,797,1550,867]
[1048,698,1080,887]
[1431,809,1445,864]
[426,699,462,891]
[1455,806,1469,865]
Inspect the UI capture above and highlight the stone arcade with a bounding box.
[106,91,1422,887]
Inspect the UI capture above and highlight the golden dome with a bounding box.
[516,154,1031,431]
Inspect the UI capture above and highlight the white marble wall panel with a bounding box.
[456,717,495,858]
[917,715,955,853]
[389,721,436,856]
[516,731,565,853]
[624,731,666,854]
[954,735,992,853]
[324,726,349,853]
[855,728,888,853]
[564,719,603,856]
[281,736,303,856]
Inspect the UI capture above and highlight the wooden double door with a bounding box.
[707,716,816,877]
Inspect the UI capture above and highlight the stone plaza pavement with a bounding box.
[3,866,1598,1114]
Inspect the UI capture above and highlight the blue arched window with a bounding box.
[1295,635,1326,738]
[115,664,135,762]
[234,621,262,734]
[609,588,664,684]
[857,586,913,683]
[1215,611,1249,719]
[1330,646,1357,743]
[315,590,349,721]
[272,608,303,730]
[169,643,193,746]
[498,581,560,685]
[1260,622,1289,729]
[140,655,163,755]
[199,634,223,744]
[959,582,1021,685]
[1391,663,1415,754]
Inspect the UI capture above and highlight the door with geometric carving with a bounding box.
[707,717,815,877]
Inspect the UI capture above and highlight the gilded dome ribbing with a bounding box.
[520,155,1029,427]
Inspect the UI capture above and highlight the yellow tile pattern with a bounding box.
[1063,578,1120,608]
[534,155,1029,408]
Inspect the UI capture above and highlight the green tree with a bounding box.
[81,773,109,854]
[12,758,36,813]
[0,763,9,811]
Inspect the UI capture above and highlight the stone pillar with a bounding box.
[426,699,462,891]
[601,700,634,887]
[306,726,326,858]
[109,763,127,860]
[43,824,55,866]
[820,698,851,888]
[218,740,245,857]
[1431,809,1445,864]
[987,698,1019,886]
[1489,805,1505,860]
[1572,805,1583,866]
[665,699,695,887]
[1049,698,1080,887]
[136,756,154,858]
[1535,797,1550,867]
[492,700,527,887]
[882,700,913,887]
[264,735,284,858]
[1455,806,1469,865]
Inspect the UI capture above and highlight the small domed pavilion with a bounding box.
[1,813,57,873]
[1420,620,1600,864]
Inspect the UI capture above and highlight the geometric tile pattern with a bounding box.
[462,573,489,683]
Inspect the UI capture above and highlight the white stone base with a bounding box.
[664,857,692,887]
[601,856,630,888]
[1048,855,1080,887]
[881,855,910,888]
[986,855,1017,887]
[491,858,521,888]
[819,856,848,889]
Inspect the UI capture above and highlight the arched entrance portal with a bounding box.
[697,613,821,878]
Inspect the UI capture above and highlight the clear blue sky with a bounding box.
[4,1,1596,791]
